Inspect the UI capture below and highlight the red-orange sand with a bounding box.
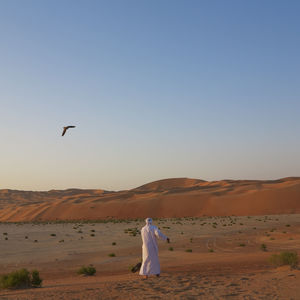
[0,177,300,222]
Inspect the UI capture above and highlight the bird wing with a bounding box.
[62,127,67,136]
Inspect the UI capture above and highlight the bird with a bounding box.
[62,125,76,136]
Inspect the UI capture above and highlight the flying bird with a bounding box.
[62,125,76,136]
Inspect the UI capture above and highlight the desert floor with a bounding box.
[0,214,300,299]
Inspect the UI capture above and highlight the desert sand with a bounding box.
[0,214,300,299]
[0,177,300,222]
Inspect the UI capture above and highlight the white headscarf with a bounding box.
[145,218,152,225]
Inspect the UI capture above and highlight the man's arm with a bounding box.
[154,227,168,241]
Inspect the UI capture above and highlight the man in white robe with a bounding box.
[139,218,169,279]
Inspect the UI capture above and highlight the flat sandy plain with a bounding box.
[0,214,300,299]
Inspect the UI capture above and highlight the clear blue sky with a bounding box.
[1,0,299,191]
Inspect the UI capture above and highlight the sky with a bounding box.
[0,0,300,191]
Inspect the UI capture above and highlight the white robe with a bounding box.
[139,224,167,275]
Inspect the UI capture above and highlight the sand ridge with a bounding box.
[0,177,300,222]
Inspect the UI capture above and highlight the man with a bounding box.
[139,218,170,279]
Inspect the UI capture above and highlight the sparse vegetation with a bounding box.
[50,233,56,237]
[77,265,96,276]
[209,249,214,253]
[0,268,42,289]
[124,228,140,236]
[112,242,116,245]
[108,253,116,257]
[239,243,246,247]
[169,247,174,251]
[185,249,192,253]
[269,251,298,268]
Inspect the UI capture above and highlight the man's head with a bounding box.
[145,218,152,225]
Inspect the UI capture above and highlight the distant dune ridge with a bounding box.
[0,177,300,222]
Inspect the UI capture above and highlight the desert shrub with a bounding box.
[261,244,267,251]
[169,247,174,251]
[0,269,42,289]
[185,249,192,253]
[77,265,96,276]
[31,270,42,287]
[108,253,116,257]
[50,234,56,237]
[112,242,116,245]
[209,249,214,253]
[269,251,298,268]
[239,243,246,247]
[90,234,95,237]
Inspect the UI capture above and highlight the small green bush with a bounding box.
[50,234,56,237]
[239,243,246,247]
[269,251,298,268]
[77,265,96,276]
[31,270,42,287]
[112,242,116,245]
[209,249,214,253]
[169,247,174,251]
[108,253,116,257]
[0,268,42,289]
[185,249,192,253]
[261,244,267,251]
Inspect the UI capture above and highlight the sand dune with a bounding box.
[0,177,300,222]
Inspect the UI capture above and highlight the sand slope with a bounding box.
[0,177,300,221]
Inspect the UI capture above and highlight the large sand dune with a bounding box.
[0,177,300,222]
